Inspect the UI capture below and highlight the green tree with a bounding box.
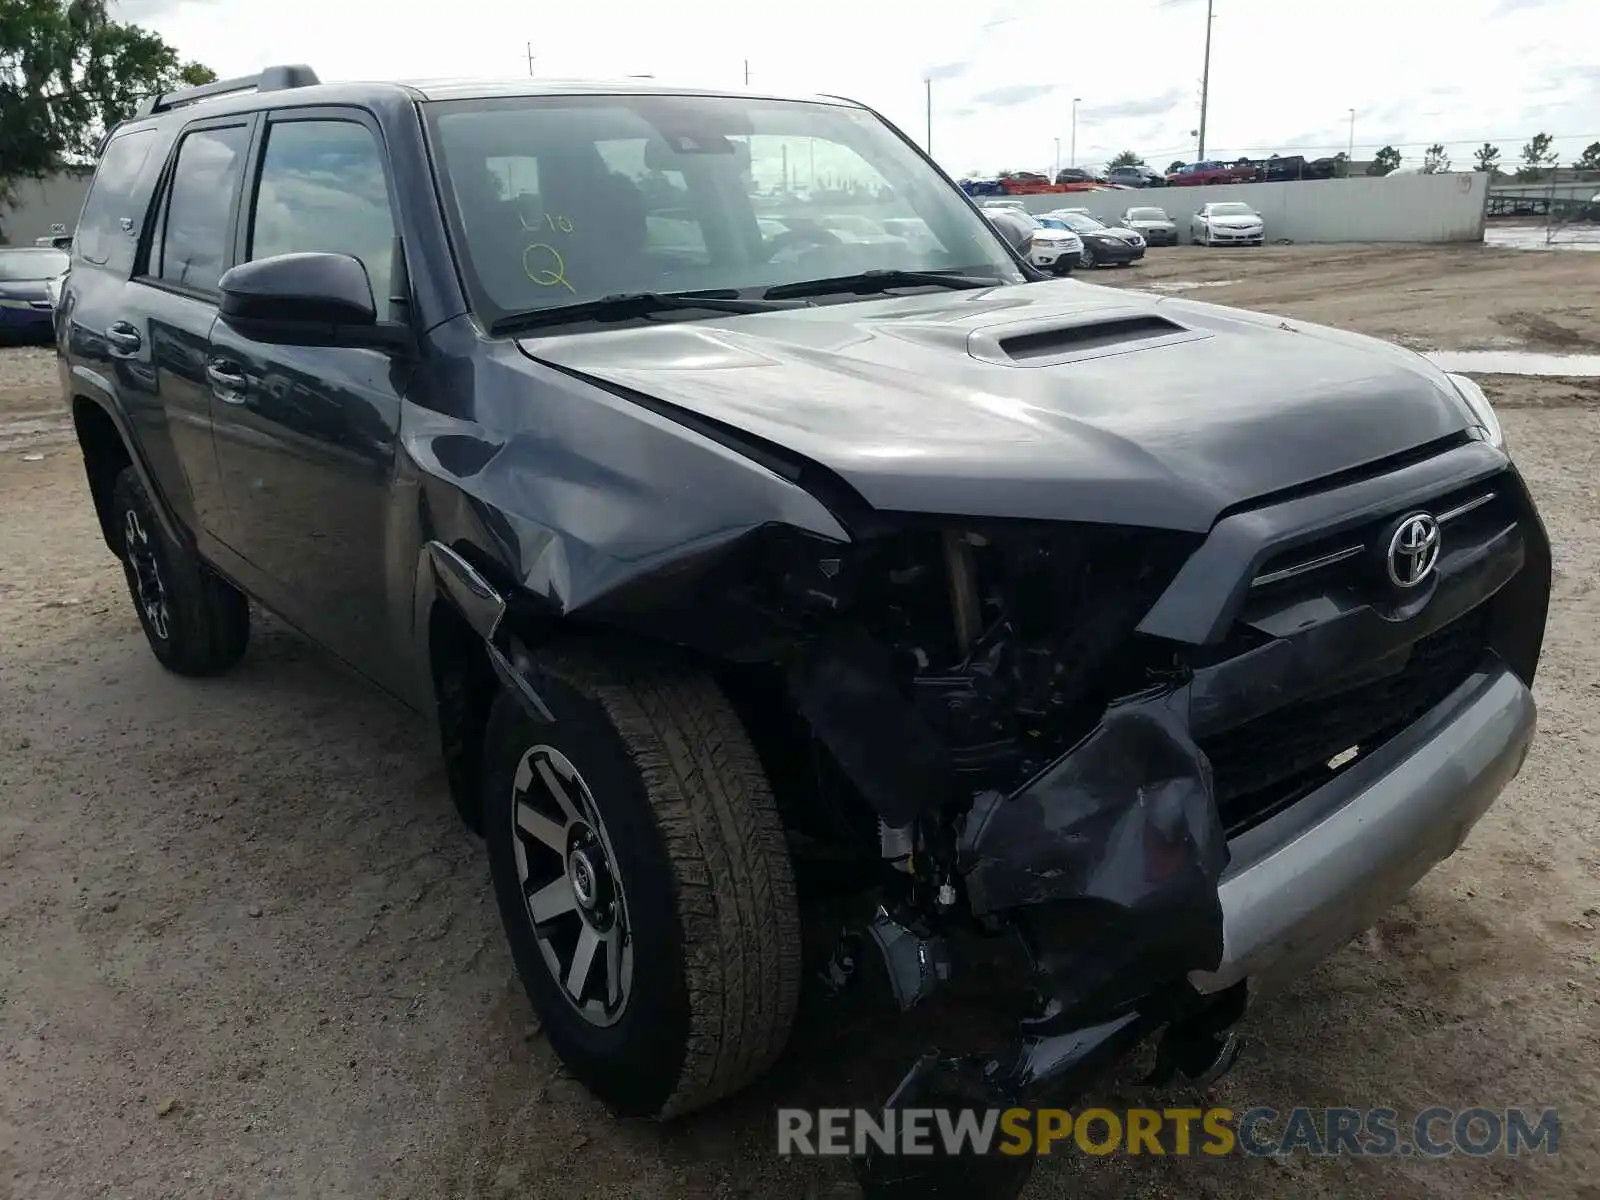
[1166,159,1185,174]
[1366,145,1401,175]
[1422,143,1450,173]
[1108,149,1144,168]
[1472,143,1501,174]
[1516,132,1556,180]
[1,1,216,202]
[1573,142,1600,171]
[1332,151,1349,178]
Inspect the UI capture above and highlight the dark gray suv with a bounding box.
[57,63,1547,1198]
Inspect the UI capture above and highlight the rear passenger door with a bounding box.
[205,109,410,686]
[126,117,257,544]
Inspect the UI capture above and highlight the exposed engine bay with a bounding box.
[753,525,1186,817]
[703,519,1247,1196]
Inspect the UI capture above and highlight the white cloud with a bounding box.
[124,0,1600,174]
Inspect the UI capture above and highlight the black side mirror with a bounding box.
[218,252,406,349]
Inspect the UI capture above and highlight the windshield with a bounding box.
[0,249,68,282]
[1056,212,1105,233]
[1209,203,1256,216]
[1127,207,1168,221]
[423,93,1024,323]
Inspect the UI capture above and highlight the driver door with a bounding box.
[205,109,411,688]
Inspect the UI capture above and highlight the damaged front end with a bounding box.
[762,519,1230,994]
[685,517,1244,1185]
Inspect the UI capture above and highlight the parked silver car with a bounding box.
[1118,205,1178,246]
[1191,201,1265,246]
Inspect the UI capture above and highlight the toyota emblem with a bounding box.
[1386,512,1441,588]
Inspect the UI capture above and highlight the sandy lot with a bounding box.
[2,244,1597,1200]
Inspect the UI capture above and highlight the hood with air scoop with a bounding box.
[516,278,1474,532]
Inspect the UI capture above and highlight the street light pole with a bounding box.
[526,42,535,76]
[925,77,932,155]
[1197,0,1214,158]
[1054,137,1061,180]
[1347,108,1356,173]
[1070,97,1081,167]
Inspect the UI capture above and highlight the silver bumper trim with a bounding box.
[1191,662,1536,993]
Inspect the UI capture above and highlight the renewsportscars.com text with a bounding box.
[777,1105,1561,1158]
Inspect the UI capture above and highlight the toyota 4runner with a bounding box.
[56,66,1546,1197]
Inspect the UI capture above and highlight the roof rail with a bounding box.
[135,64,321,118]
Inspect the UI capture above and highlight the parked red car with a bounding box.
[1166,160,1260,186]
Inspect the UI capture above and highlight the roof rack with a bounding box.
[135,64,321,118]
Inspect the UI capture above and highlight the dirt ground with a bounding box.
[2,243,1597,1200]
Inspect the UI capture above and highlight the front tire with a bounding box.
[482,643,801,1118]
[110,467,249,676]
[1079,246,1096,269]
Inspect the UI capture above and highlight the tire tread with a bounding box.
[535,643,801,1117]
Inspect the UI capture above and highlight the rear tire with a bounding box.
[110,467,249,676]
[482,642,801,1118]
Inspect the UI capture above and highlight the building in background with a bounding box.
[0,168,93,246]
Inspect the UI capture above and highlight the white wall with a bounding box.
[1010,173,1491,245]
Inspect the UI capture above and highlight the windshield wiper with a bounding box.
[491,290,807,334]
[763,268,1007,300]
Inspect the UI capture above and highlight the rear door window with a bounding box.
[148,124,251,295]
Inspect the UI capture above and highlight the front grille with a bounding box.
[1249,473,1515,598]
[1199,604,1492,836]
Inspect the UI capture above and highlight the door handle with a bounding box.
[205,359,250,404]
[105,321,142,356]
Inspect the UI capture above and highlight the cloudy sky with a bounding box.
[116,0,1598,176]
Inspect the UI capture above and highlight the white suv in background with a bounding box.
[980,208,1082,275]
[1191,201,1266,246]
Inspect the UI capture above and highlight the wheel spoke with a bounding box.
[527,877,578,923]
[536,757,584,826]
[516,801,567,853]
[604,928,622,1006]
[566,924,600,1000]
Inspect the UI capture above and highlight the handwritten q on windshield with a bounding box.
[520,209,576,292]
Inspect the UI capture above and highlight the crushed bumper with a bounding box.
[1193,661,1535,992]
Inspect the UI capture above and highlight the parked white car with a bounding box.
[1190,201,1265,246]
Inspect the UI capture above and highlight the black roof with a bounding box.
[130,64,850,124]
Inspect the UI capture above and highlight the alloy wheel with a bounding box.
[123,508,170,640]
[510,744,634,1026]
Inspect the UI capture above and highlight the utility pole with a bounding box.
[1197,0,1214,158]
[526,42,535,76]
[744,59,750,86]
[1070,97,1081,167]
[1346,108,1356,173]
[925,77,932,155]
[1054,137,1060,180]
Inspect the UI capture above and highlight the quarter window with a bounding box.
[76,129,159,270]
[248,120,397,312]
[153,124,250,294]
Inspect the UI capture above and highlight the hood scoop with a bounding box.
[968,307,1208,368]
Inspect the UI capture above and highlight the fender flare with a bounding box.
[69,365,188,551]
[415,539,556,723]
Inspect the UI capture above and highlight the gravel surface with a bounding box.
[1,245,1597,1200]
